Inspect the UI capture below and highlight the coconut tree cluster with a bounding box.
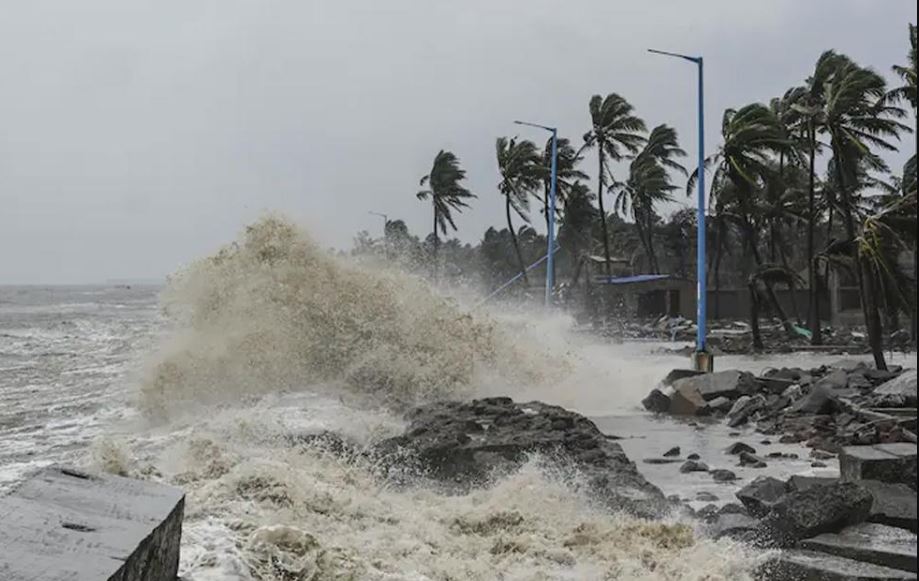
[401,27,917,365]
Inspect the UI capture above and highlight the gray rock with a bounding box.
[0,466,184,581]
[709,513,760,541]
[728,394,766,427]
[737,476,788,517]
[643,458,682,465]
[696,491,719,502]
[848,373,874,390]
[831,359,869,374]
[671,369,759,401]
[860,480,918,533]
[789,384,840,415]
[711,469,738,482]
[669,383,708,416]
[739,451,768,468]
[663,446,681,457]
[371,397,667,517]
[706,396,733,413]
[817,368,852,390]
[787,475,838,493]
[718,502,748,516]
[761,482,874,546]
[726,442,756,455]
[679,460,710,473]
[800,523,917,573]
[758,550,916,580]
[641,388,671,413]
[874,370,918,407]
[687,453,700,460]
[840,443,918,489]
[660,368,706,386]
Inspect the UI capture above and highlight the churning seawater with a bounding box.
[3,217,915,580]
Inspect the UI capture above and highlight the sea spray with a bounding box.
[140,216,564,419]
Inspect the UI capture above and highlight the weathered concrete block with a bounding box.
[799,523,917,573]
[840,443,918,487]
[758,550,916,580]
[669,383,708,416]
[0,466,184,581]
[860,480,918,533]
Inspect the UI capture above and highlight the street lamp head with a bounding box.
[648,48,701,63]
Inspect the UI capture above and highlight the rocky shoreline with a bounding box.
[307,384,917,579]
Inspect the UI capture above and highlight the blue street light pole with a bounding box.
[648,49,711,371]
[514,120,558,307]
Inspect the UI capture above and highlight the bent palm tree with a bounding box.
[496,137,542,283]
[417,150,475,280]
[614,125,687,273]
[819,55,910,369]
[582,94,647,275]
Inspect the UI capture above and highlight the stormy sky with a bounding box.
[1,1,916,283]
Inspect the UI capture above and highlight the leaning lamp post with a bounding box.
[648,49,711,372]
[514,120,558,308]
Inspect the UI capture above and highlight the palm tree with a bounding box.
[496,136,542,283]
[613,125,687,273]
[891,24,918,114]
[582,94,647,275]
[538,137,588,229]
[416,150,475,280]
[891,24,917,343]
[688,103,790,270]
[558,182,599,285]
[818,55,910,369]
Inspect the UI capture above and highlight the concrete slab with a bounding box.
[759,550,917,580]
[799,523,917,573]
[840,444,917,487]
[860,480,918,533]
[0,466,184,581]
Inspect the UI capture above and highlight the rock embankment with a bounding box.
[370,397,669,518]
[643,363,917,454]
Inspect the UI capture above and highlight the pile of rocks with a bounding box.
[643,363,918,453]
[366,397,669,518]
[689,443,918,579]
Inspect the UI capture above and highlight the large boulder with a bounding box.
[760,482,874,546]
[874,370,917,408]
[671,369,759,402]
[371,397,667,517]
[736,476,788,517]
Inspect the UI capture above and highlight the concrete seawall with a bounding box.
[0,466,184,581]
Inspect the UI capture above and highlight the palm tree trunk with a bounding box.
[775,229,802,325]
[432,205,439,282]
[506,197,529,286]
[807,120,822,344]
[596,146,612,276]
[749,282,764,350]
[834,156,887,370]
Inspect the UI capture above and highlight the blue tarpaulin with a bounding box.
[596,274,671,285]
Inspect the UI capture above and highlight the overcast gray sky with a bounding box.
[1,0,916,283]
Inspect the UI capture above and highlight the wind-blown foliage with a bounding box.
[417,150,475,278]
[496,136,542,282]
[582,93,647,275]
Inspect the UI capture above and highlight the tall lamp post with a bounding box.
[648,49,711,372]
[514,120,558,307]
